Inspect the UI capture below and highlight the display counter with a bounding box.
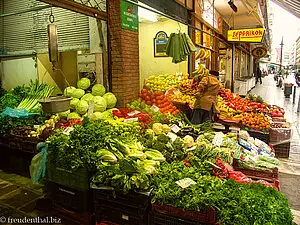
[234,77,255,96]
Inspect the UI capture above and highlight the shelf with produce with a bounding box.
[194,43,217,52]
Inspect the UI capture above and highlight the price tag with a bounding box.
[122,214,129,221]
[127,110,140,116]
[34,125,41,129]
[150,105,160,112]
[187,146,197,151]
[63,127,74,135]
[124,117,139,123]
[176,178,197,189]
[170,124,180,133]
[212,132,225,146]
[87,102,94,118]
[167,132,177,143]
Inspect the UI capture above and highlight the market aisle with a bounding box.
[250,74,300,224]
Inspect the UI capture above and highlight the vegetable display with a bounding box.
[63,79,117,119]
[17,80,55,112]
[0,74,294,225]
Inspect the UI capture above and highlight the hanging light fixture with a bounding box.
[228,0,238,13]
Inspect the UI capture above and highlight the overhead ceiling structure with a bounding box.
[271,0,300,19]
[214,0,264,29]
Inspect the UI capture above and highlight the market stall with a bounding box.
[0,75,295,225]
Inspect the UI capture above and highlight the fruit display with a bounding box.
[145,74,189,92]
[268,105,285,117]
[195,48,211,60]
[139,89,179,115]
[217,89,285,130]
[169,91,196,106]
[217,96,242,121]
[190,64,209,82]
[241,112,270,130]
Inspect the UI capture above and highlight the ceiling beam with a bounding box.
[37,0,107,21]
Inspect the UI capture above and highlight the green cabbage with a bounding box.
[183,135,194,148]
[93,96,107,112]
[64,86,76,97]
[81,93,94,104]
[71,89,85,99]
[76,100,89,115]
[77,78,91,90]
[67,112,81,120]
[90,112,104,121]
[92,84,106,96]
[57,110,70,118]
[103,92,117,108]
[102,110,113,119]
[70,98,80,110]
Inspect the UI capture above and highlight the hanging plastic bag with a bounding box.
[1,107,29,118]
[30,142,48,184]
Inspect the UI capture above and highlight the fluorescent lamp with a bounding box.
[138,7,158,22]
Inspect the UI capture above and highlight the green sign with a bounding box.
[121,0,138,32]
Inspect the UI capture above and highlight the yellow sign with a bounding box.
[227,28,265,43]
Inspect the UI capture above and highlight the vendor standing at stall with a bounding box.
[191,70,221,124]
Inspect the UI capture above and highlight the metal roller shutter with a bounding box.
[1,0,90,55]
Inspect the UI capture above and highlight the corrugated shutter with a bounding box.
[33,1,90,53]
[3,0,35,54]
[0,1,4,54]
[1,0,90,55]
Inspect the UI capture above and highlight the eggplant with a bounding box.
[181,127,193,133]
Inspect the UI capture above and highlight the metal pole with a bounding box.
[297,93,300,113]
[231,44,235,92]
[280,37,284,74]
[293,86,296,104]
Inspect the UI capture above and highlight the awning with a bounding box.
[272,0,300,19]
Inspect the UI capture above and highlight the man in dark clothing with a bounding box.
[256,67,262,84]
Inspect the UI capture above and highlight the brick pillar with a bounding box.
[108,0,140,108]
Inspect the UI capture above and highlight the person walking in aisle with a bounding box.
[191,70,221,124]
[256,67,262,85]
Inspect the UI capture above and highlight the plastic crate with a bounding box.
[0,136,9,147]
[274,142,291,158]
[52,202,93,225]
[233,159,278,180]
[149,211,219,225]
[47,182,91,212]
[93,187,151,209]
[270,127,291,144]
[93,187,150,225]
[152,204,216,224]
[247,130,270,144]
[95,203,148,225]
[47,162,89,191]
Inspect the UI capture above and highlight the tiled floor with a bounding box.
[250,74,300,224]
